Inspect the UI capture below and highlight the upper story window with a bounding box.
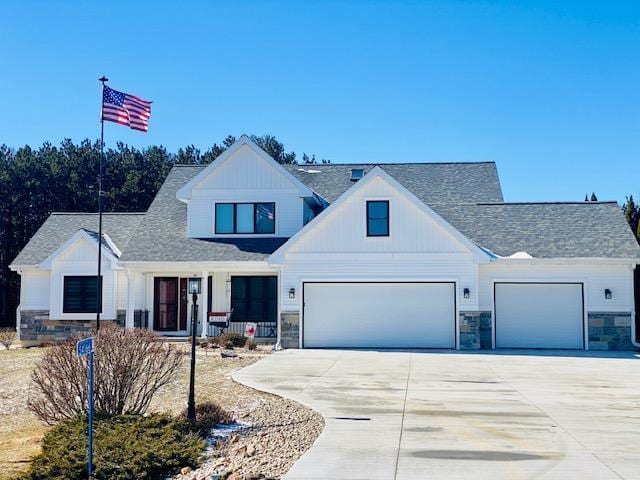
[366,200,389,237]
[215,202,276,234]
[63,275,102,313]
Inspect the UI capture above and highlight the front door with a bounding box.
[154,277,179,331]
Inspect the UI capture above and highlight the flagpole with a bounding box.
[97,76,108,332]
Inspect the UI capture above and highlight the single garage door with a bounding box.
[303,282,455,348]
[495,283,584,349]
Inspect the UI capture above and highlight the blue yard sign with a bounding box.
[76,337,95,478]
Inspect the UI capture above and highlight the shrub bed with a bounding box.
[180,401,232,438]
[211,332,247,349]
[21,413,205,480]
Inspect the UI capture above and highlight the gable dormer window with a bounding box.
[215,202,276,234]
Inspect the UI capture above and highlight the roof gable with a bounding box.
[176,135,314,201]
[270,166,491,263]
[10,213,144,268]
[39,229,119,269]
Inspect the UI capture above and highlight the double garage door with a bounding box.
[302,281,585,349]
[303,282,456,348]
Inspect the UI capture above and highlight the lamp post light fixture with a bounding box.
[187,277,202,420]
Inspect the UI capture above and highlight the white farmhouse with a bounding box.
[10,136,640,350]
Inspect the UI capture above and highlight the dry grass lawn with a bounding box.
[0,343,269,480]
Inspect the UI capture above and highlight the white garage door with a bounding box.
[495,283,584,349]
[303,282,455,348]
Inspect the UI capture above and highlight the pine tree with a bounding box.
[623,196,640,242]
[584,194,589,202]
[590,192,598,201]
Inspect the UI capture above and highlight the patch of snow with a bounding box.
[508,251,534,259]
[206,421,251,446]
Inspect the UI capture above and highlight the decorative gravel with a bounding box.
[174,378,324,480]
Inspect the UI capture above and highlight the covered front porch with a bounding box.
[122,262,279,341]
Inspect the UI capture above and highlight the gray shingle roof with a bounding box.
[285,162,504,204]
[11,213,144,266]
[119,166,289,262]
[15,161,640,265]
[432,202,640,259]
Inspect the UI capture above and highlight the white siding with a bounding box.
[186,145,305,238]
[289,176,469,254]
[20,270,50,308]
[49,237,118,320]
[117,271,127,310]
[188,192,303,238]
[281,253,477,311]
[133,272,146,310]
[479,261,635,312]
[279,174,479,314]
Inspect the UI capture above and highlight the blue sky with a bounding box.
[1,1,638,203]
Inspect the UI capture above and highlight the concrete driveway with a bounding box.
[233,349,640,480]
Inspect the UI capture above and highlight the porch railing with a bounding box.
[207,321,277,339]
[134,310,150,329]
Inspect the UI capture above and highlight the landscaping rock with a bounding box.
[173,394,323,480]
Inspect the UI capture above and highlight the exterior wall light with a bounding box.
[188,277,202,295]
[289,288,296,299]
[463,288,470,299]
[604,288,612,300]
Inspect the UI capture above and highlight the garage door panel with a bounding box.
[495,283,584,349]
[303,282,455,348]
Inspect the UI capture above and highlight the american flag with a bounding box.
[102,86,152,132]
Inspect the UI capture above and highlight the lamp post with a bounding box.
[187,277,201,420]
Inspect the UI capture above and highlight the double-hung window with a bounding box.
[215,202,276,234]
[63,276,103,313]
[366,200,389,237]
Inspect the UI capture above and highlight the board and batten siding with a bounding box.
[279,175,481,311]
[288,176,469,254]
[186,145,305,238]
[478,261,635,312]
[48,236,118,320]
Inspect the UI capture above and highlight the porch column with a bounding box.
[200,271,209,339]
[125,269,135,329]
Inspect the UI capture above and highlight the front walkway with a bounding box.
[233,349,640,480]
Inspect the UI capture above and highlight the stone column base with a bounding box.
[280,311,300,349]
[459,312,492,349]
[588,312,634,351]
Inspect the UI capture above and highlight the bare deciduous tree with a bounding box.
[0,328,17,350]
[28,324,182,424]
